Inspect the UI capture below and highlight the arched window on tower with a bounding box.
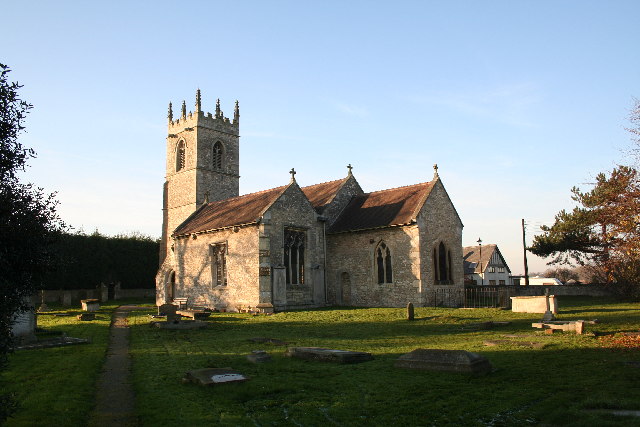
[212,141,223,170]
[176,140,186,171]
[375,241,393,284]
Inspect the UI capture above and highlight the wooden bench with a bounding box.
[173,297,189,309]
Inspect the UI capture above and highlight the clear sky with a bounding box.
[4,1,640,274]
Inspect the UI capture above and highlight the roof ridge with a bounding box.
[364,180,433,195]
[204,184,288,205]
[300,176,346,189]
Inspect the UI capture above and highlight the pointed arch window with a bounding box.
[212,141,223,170]
[176,140,186,172]
[376,241,393,284]
[284,229,305,285]
[434,241,453,285]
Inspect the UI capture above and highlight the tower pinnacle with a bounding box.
[168,102,173,122]
[215,98,221,119]
[195,89,201,112]
[233,100,240,124]
[181,100,187,119]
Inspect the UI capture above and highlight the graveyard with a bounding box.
[3,296,640,426]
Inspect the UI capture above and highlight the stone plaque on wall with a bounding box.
[259,267,271,276]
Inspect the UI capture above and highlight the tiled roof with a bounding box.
[328,181,436,233]
[301,178,346,213]
[173,185,288,236]
[463,245,497,274]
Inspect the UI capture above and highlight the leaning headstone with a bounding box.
[285,347,373,364]
[395,349,493,374]
[183,368,248,386]
[407,302,415,321]
[247,350,272,363]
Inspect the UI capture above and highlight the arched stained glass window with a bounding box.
[376,242,393,284]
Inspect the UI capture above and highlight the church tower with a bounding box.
[160,90,240,264]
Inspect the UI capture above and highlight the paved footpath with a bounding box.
[89,305,145,427]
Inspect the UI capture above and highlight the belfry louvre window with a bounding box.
[212,141,223,170]
[210,243,227,287]
[176,140,186,171]
[284,229,305,285]
[376,242,393,284]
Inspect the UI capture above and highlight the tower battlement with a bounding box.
[167,90,239,135]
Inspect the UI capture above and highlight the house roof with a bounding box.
[328,181,436,233]
[173,185,288,236]
[463,244,510,274]
[301,177,347,214]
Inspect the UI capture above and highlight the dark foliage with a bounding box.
[45,231,159,290]
[0,63,66,421]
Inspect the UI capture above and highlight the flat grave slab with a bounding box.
[247,350,272,363]
[395,349,493,374]
[14,336,89,351]
[483,339,547,349]
[532,320,585,334]
[177,310,211,320]
[152,320,208,330]
[183,368,248,386]
[285,347,374,364]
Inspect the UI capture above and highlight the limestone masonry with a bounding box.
[156,91,464,312]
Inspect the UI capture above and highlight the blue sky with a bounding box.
[4,1,639,274]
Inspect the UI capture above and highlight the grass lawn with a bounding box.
[128,297,640,426]
[2,297,640,426]
[1,299,154,426]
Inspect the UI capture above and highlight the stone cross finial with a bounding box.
[168,102,173,122]
[433,163,439,179]
[203,191,210,204]
[289,168,296,182]
[347,164,353,175]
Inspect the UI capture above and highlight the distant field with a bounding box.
[3,297,640,426]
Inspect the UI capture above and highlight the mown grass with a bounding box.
[1,299,153,426]
[128,297,640,426]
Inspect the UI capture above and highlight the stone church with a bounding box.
[156,91,464,312]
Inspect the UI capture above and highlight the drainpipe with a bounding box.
[322,218,328,305]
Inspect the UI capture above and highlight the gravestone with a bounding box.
[247,350,271,363]
[158,303,177,316]
[407,302,415,321]
[183,368,248,386]
[483,339,547,349]
[11,299,37,344]
[395,349,493,374]
[153,320,207,330]
[285,347,373,364]
[62,292,72,307]
[81,299,100,312]
[101,283,109,302]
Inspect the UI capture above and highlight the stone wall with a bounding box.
[417,180,464,307]
[327,226,421,307]
[265,183,326,310]
[171,225,260,311]
[322,175,363,225]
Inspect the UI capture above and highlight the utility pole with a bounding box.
[522,218,530,286]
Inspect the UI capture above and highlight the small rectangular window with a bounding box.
[499,280,506,285]
[498,267,505,273]
[489,280,497,286]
